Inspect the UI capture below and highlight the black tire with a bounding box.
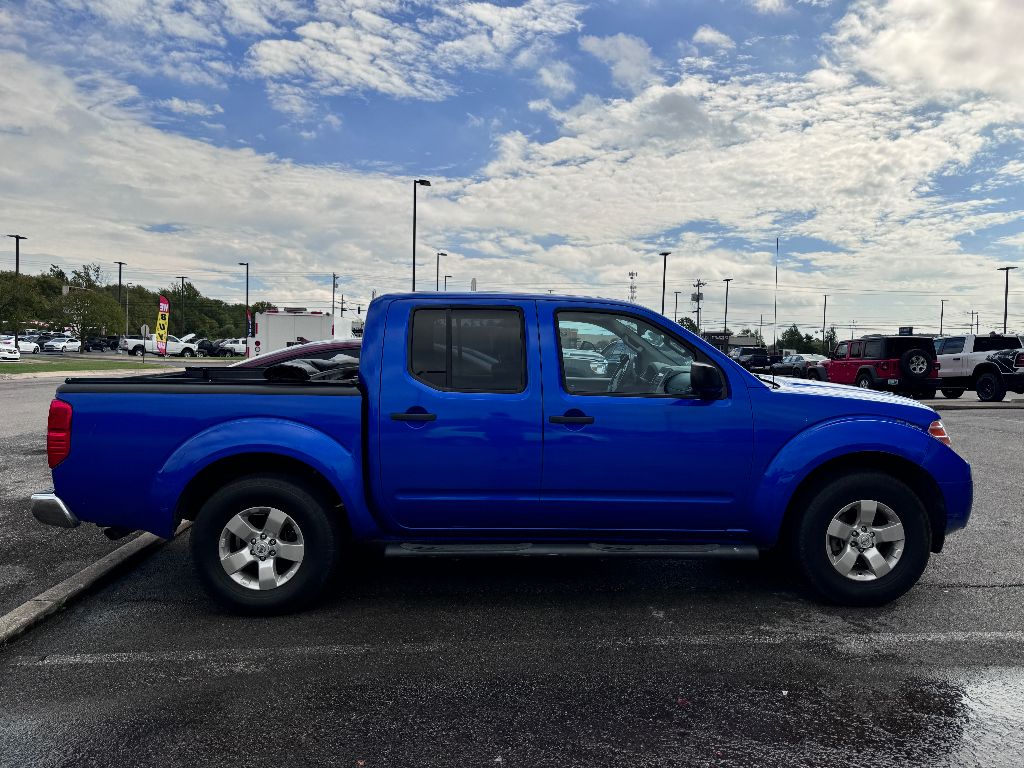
[913,388,937,400]
[181,348,193,358]
[132,346,144,357]
[792,472,931,606]
[899,348,931,380]
[855,373,873,390]
[975,372,1006,403]
[941,388,964,399]
[190,474,341,614]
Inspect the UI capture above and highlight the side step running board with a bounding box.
[385,542,758,559]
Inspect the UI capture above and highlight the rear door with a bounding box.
[937,336,966,377]
[376,298,543,530]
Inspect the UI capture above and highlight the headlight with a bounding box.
[590,360,608,375]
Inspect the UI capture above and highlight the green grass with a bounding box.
[0,359,168,375]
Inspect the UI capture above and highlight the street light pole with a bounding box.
[114,260,126,308]
[124,282,133,337]
[822,294,828,355]
[412,179,431,291]
[939,299,947,336]
[722,278,733,336]
[176,276,188,335]
[673,291,681,323]
[998,267,1018,334]
[444,275,452,291]
[238,262,250,336]
[659,251,671,315]
[6,234,26,350]
[436,251,446,292]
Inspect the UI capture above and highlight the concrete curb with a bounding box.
[0,522,190,647]
[0,368,183,381]
[933,403,1024,411]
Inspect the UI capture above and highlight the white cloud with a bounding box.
[749,0,788,14]
[537,60,575,98]
[833,0,1024,107]
[580,33,662,93]
[157,97,224,117]
[692,25,735,50]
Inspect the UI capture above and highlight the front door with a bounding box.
[538,303,754,533]
[829,341,851,383]
[376,298,544,530]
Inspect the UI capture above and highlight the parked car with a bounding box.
[729,346,769,370]
[43,336,81,353]
[933,333,1024,402]
[0,338,21,361]
[119,334,198,357]
[771,354,828,378]
[215,338,248,357]
[0,335,40,354]
[232,339,362,368]
[83,335,120,352]
[814,335,940,398]
[33,292,971,614]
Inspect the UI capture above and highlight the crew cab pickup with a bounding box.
[120,334,199,357]
[933,333,1024,402]
[31,293,972,613]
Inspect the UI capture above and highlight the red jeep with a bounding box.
[816,335,940,397]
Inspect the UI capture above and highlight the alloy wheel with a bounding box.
[825,499,905,581]
[218,506,305,591]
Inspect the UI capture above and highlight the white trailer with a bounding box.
[247,309,358,359]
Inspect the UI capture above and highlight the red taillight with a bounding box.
[1015,353,1024,368]
[928,420,951,446]
[47,399,72,468]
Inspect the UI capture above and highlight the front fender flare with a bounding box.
[752,417,944,547]
[149,418,372,539]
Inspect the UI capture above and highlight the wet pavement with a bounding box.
[1,398,1023,766]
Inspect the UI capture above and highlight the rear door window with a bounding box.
[410,308,526,393]
[849,342,863,359]
[863,340,883,358]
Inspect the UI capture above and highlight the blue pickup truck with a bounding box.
[32,293,972,612]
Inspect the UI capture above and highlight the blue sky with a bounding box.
[1,0,1023,335]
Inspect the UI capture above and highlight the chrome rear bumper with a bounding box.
[30,492,80,528]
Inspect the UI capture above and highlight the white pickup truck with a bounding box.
[933,333,1024,401]
[120,334,199,358]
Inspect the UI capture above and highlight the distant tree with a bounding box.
[51,288,123,342]
[680,317,699,333]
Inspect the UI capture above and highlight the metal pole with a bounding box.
[114,261,126,308]
[238,262,249,336]
[822,294,827,354]
[939,299,947,335]
[723,278,732,335]
[998,267,1018,334]
[444,275,452,291]
[436,251,446,292]
[673,291,680,323]
[7,235,26,350]
[659,251,671,315]
[412,179,431,292]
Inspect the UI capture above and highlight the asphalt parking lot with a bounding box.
[1,379,1023,767]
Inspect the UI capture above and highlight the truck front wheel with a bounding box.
[191,474,341,613]
[792,472,931,606]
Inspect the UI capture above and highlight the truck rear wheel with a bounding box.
[792,472,931,606]
[941,388,963,399]
[975,372,1006,403]
[191,474,341,613]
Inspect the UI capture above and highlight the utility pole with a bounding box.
[436,251,446,292]
[969,310,978,335]
[176,276,188,335]
[412,179,431,291]
[998,267,1018,334]
[659,251,671,315]
[114,261,127,308]
[673,291,681,323]
[692,278,707,333]
[628,272,638,303]
[238,262,249,337]
[124,282,133,337]
[822,294,828,355]
[444,275,452,291]
[6,234,26,350]
[340,294,345,316]
[939,299,947,335]
[331,273,338,320]
[722,278,733,335]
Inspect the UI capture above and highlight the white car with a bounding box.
[14,337,41,354]
[43,336,82,353]
[120,334,198,357]
[0,339,21,361]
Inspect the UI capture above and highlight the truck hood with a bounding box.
[754,374,938,428]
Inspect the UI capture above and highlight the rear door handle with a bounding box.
[549,414,594,424]
[391,412,436,422]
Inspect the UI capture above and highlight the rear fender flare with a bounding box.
[150,417,375,539]
[752,417,942,548]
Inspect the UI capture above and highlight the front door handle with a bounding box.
[391,412,437,422]
[549,414,594,424]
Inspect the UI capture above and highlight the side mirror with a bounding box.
[689,362,724,400]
